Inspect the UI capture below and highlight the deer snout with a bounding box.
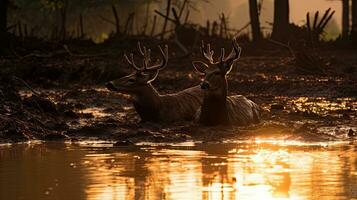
[201,81,210,89]
[105,81,117,91]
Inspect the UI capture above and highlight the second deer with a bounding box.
[106,42,203,123]
[192,39,261,126]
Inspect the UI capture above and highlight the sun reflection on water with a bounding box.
[1,142,357,200]
[77,142,357,200]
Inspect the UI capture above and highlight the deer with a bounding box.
[192,39,261,126]
[105,42,203,123]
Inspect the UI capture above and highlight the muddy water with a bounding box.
[1,141,357,200]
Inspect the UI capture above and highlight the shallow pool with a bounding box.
[1,141,357,200]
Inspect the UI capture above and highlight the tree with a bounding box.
[271,0,290,42]
[352,0,357,42]
[248,0,262,42]
[342,0,349,40]
[0,0,9,51]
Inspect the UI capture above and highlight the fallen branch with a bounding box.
[16,50,67,60]
[15,46,110,60]
[153,29,174,38]
[11,76,44,113]
[154,10,176,23]
[268,39,295,57]
[11,76,41,97]
[63,45,111,57]
[174,35,189,55]
[234,22,250,37]
[98,15,116,26]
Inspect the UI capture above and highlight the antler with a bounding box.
[137,42,151,70]
[200,41,214,64]
[200,39,241,64]
[146,45,168,71]
[219,47,225,63]
[124,53,141,71]
[224,38,241,62]
[124,42,168,72]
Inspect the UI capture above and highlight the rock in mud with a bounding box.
[113,140,135,146]
[270,104,285,110]
[42,132,68,141]
[348,129,356,138]
[23,95,57,113]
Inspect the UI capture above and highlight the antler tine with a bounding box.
[124,53,141,71]
[146,45,168,71]
[137,42,152,70]
[219,48,225,62]
[224,39,242,62]
[145,48,151,68]
[231,39,242,60]
[200,40,214,63]
[137,42,144,56]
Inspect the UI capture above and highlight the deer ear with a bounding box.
[192,61,208,74]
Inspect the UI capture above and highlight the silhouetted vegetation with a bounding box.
[248,0,262,42]
[271,0,290,42]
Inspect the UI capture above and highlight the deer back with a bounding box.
[226,95,261,126]
[158,85,203,122]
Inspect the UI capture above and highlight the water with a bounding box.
[1,141,357,200]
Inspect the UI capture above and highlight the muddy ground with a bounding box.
[0,40,356,144]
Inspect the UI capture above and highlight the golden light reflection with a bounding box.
[80,107,111,118]
[290,97,357,116]
[79,143,357,200]
[2,142,356,200]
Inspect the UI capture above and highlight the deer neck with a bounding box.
[199,80,229,125]
[132,83,161,121]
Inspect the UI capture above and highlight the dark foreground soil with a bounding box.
[1,42,356,144]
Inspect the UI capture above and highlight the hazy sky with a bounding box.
[290,0,341,26]
[9,0,343,40]
[191,0,342,32]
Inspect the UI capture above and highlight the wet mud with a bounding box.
[1,47,356,144]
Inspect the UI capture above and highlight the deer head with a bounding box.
[106,42,168,94]
[192,39,241,96]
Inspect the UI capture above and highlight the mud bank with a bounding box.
[1,49,356,144]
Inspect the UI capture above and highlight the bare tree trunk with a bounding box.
[112,5,120,35]
[24,24,28,37]
[0,0,9,51]
[150,15,157,36]
[161,0,171,40]
[18,21,23,38]
[79,13,84,38]
[142,2,150,35]
[271,0,290,42]
[248,0,262,42]
[342,0,349,40]
[352,0,357,42]
[59,1,68,41]
[124,12,135,35]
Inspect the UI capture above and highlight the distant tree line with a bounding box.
[248,0,357,43]
[1,0,357,52]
